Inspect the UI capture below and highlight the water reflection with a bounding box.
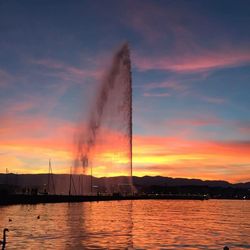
[0,200,249,249]
[80,201,134,249]
[66,203,86,249]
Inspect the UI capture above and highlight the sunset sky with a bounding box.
[0,0,250,183]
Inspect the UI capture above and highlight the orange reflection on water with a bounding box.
[0,200,249,249]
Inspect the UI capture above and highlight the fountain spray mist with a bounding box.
[73,43,133,195]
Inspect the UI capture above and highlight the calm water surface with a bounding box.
[0,200,249,249]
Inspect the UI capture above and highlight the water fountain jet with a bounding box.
[73,43,133,195]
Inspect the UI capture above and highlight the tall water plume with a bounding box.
[73,43,133,195]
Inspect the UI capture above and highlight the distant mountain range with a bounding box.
[1,173,250,192]
[132,175,250,189]
[1,174,249,199]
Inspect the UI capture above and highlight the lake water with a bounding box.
[0,200,249,249]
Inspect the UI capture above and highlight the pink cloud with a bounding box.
[143,92,170,97]
[0,70,13,87]
[200,96,227,104]
[32,59,103,83]
[141,78,226,104]
[165,117,222,127]
[1,99,36,114]
[141,79,194,98]
[237,122,250,136]
[0,90,65,118]
[134,49,250,73]
[0,112,75,151]
[125,1,250,73]
[126,8,163,43]
[125,0,186,44]
[144,80,188,92]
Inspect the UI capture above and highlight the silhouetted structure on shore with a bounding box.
[0,174,249,200]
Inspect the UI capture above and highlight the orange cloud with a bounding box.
[0,108,249,183]
[133,136,250,182]
[0,107,76,174]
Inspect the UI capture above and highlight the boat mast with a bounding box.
[128,44,133,190]
[48,159,56,194]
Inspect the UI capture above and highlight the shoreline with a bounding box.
[0,194,209,206]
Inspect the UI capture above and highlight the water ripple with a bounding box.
[0,200,249,249]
